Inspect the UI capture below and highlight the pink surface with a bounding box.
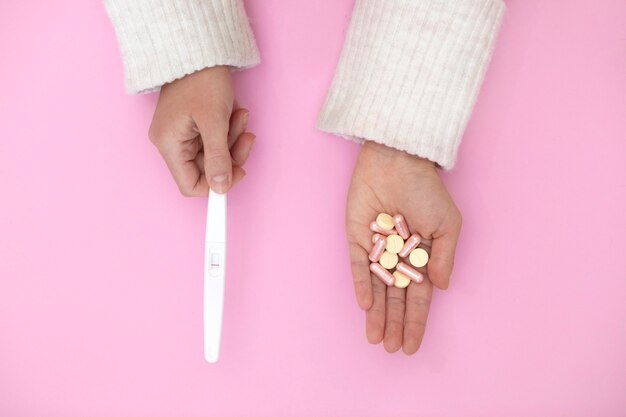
[1,0,625,415]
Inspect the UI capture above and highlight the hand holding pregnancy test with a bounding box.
[346,141,462,354]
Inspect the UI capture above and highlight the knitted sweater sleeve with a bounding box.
[104,0,260,94]
[317,0,505,169]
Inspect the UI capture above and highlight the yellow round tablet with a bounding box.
[386,234,404,254]
[409,248,429,268]
[393,271,411,289]
[375,213,395,231]
[379,251,399,269]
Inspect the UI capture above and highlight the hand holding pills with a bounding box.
[346,141,462,354]
[369,213,428,287]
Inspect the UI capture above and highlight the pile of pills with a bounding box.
[368,213,429,288]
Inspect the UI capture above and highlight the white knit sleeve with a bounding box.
[104,0,260,94]
[317,0,505,169]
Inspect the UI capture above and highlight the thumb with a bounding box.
[428,229,460,290]
[196,108,233,194]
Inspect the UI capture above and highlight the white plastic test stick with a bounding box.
[204,189,227,363]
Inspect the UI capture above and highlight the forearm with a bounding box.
[104,0,260,94]
[318,0,505,169]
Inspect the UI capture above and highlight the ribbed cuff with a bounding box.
[104,0,260,94]
[317,0,505,169]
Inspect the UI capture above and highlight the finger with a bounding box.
[194,150,204,172]
[403,278,433,355]
[365,275,386,344]
[348,242,373,310]
[159,136,209,197]
[383,286,406,353]
[195,107,233,194]
[194,155,246,189]
[232,165,247,187]
[230,132,256,167]
[196,130,256,170]
[428,227,460,290]
[228,108,249,148]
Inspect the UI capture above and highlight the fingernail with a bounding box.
[242,111,250,131]
[211,174,229,193]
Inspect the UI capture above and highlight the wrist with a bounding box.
[362,141,437,173]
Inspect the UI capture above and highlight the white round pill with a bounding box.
[393,271,411,289]
[409,248,429,268]
[379,251,399,270]
[376,213,395,231]
[386,234,404,254]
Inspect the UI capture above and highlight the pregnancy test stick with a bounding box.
[204,189,227,363]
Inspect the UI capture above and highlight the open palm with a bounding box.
[346,141,462,354]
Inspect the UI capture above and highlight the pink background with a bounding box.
[1,0,625,415]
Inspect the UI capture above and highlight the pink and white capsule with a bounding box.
[393,214,410,239]
[371,233,384,244]
[369,221,396,236]
[368,238,387,262]
[398,233,422,258]
[396,262,424,284]
[369,263,395,286]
